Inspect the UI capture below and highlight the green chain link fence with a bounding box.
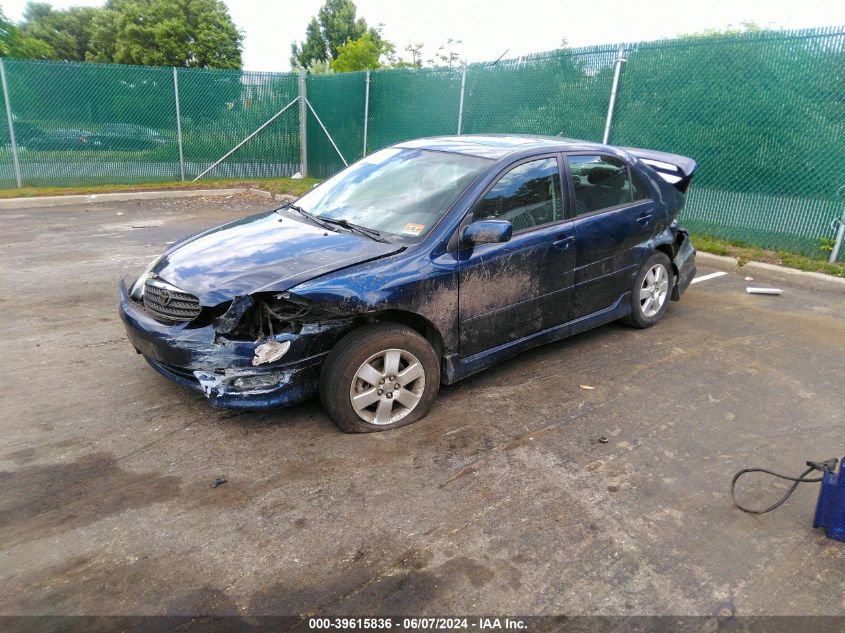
[0,59,300,186]
[1,26,844,259]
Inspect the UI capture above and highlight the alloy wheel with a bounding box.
[639,264,670,317]
[349,348,426,425]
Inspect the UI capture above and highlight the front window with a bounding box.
[293,148,491,242]
[472,157,564,232]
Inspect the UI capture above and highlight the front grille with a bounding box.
[143,278,201,322]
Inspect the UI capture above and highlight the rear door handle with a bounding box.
[636,213,653,225]
[553,235,575,250]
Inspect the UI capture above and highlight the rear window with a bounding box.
[567,155,647,215]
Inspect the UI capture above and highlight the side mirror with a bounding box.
[461,219,513,245]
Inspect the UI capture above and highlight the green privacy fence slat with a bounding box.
[0,59,180,186]
[610,27,845,257]
[306,71,366,179]
[462,45,619,138]
[0,26,843,259]
[0,59,300,187]
[176,66,299,180]
[366,66,463,152]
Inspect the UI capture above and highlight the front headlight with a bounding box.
[129,254,163,301]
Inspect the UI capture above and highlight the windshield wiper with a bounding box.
[318,217,388,242]
[281,203,338,232]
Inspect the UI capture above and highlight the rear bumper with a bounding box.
[118,279,353,409]
[671,229,696,300]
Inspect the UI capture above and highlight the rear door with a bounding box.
[565,154,657,319]
[458,155,576,357]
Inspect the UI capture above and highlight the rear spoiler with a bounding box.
[621,147,697,193]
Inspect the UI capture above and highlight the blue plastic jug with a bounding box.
[813,457,845,542]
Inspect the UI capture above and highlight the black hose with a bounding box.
[730,460,836,514]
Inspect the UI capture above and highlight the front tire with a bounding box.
[623,252,673,328]
[319,323,440,433]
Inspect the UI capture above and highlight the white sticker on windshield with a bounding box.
[402,223,425,236]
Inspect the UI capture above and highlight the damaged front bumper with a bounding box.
[118,280,354,409]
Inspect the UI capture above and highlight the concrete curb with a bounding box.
[695,252,739,271]
[0,187,272,210]
[697,250,845,294]
[740,261,845,294]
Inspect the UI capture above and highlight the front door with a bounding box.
[458,155,576,357]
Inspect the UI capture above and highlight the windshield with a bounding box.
[293,148,491,243]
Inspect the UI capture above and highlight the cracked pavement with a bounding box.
[1,193,844,618]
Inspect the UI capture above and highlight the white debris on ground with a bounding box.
[746,287,783,295]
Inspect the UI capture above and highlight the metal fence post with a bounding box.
[831,216,845,263]
[830,185,845,263]
[172,67,186,182]
[602,45,627,145]
[457,62,467,135]
[362,70,370,157]
[298,70,308,177]
[0,59,22,188]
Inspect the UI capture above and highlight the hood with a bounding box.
[152,211,402,306]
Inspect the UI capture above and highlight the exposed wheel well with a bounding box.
[655,243,677,278]
[371,310,446,359]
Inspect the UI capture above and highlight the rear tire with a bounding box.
[319,323,440,433]
[622,252,673,328]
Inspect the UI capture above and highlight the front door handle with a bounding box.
[553,235,575,250]
[636,213,653,226]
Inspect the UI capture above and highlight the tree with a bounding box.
[430,38,463,68]
[20,2,100,61]
[307,59,334,75]
[331,32,394,72]
[318,0,368,60]
[403,42,424,68]
[87,0,243,68]
[0,7,53,58]
[292,17,326,68]
[290,0,385,69]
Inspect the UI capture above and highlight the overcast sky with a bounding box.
[3,0,844,71]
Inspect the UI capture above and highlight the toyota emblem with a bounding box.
[160,290,173,306]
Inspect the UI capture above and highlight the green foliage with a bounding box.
[0,7,53,58]
[4,1,241,68]
[819,237,835,253]
[86,0,242,68]
[20,2,99,61]
[0,176,321,198]
[290,0,388,70]
[680,20,764,39]
[693,234,845,276]
[318,0,368,60]
[291,18,326,67]
[331,32,393,72]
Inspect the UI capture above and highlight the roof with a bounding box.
[395,134,608,159]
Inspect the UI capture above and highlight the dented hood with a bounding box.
[151,211,401,306]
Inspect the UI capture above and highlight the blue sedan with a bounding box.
[119,135,697,432]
